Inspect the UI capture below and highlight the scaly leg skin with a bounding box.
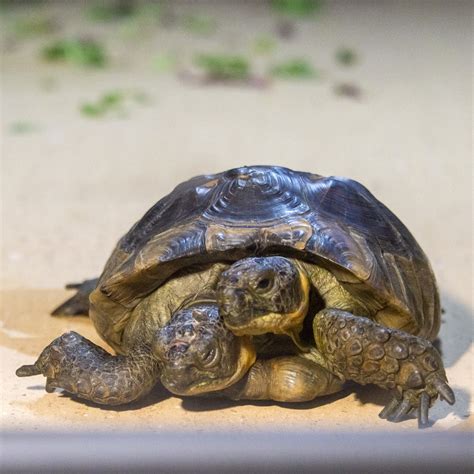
[16,331,160,406]
[225,356,344,403]
[313,309,455,428]
[51,278,99,316]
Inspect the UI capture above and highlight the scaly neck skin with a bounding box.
[280,261,311,350]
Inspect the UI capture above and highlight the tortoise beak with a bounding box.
[217,287,252,330]
[160,364,195,395]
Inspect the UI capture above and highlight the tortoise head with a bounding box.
[153,304,255,396]
[216,257,310,345]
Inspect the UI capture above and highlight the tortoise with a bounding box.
[16,165,454,427]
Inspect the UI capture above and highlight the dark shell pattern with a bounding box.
[97,166,439,343]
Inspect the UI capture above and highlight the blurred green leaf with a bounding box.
[87,1,137,21]
[9,121,38,134]
[42,39,107,67]
[335,47,358,66]
[183,14,217,36]
[253,36,276,54]
[13,15,57,37]
[80,91,123,118]
[100,91,123,108]
[270,58,316,79]
[117,3,163,39]
[195,54,250,81]
[153,53,176,73]
[80,90,150,118]
[271,0,323,17]
[80,103,105,118]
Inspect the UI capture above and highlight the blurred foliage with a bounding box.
[271,0,322,17]
[12,15,57,37]
[42,39,107,67]
[183,14,217,36]
[9,121,38,134]
[80,103,106,118]
[87,0,137,21]
[253,36,276,55]
[80,90,150,118]
[117,3,163,39]
[80,91,124,117]
[153,53,177,73]
[270,59,316,79]
[2,0,361,98]
[336,47,357,66]
[195,54,250,81]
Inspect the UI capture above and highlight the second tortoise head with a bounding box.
[216,256,310,340]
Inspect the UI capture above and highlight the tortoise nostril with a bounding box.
[167,342,189,360]
[220,289,247,310]
[177,324,194,338]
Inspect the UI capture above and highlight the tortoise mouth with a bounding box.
[217,293,267,331]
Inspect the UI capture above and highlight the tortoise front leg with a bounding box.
[16,332,160,405]
[225,356,344,402]
[313,309,455,427]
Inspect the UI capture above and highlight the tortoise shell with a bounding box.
[91,166,439,350]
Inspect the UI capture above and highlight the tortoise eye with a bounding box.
[256,278,272,290]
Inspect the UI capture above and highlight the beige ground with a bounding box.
[1,1,472,433]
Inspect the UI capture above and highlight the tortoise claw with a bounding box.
[418,392,430,428]
[379,397,399,419]
[381,375,455,428]
[387,398,412,423]
[432,378,455,405]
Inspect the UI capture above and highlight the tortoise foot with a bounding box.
[16,331,109,397]
[313,309,455,428]
[16,332,159,405]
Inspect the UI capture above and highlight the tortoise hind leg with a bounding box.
[51,278,99,316]
[313,309,455,428]
[225,356,344,402]
[16,332,160,405]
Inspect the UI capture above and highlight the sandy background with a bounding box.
[1,1,472,433]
